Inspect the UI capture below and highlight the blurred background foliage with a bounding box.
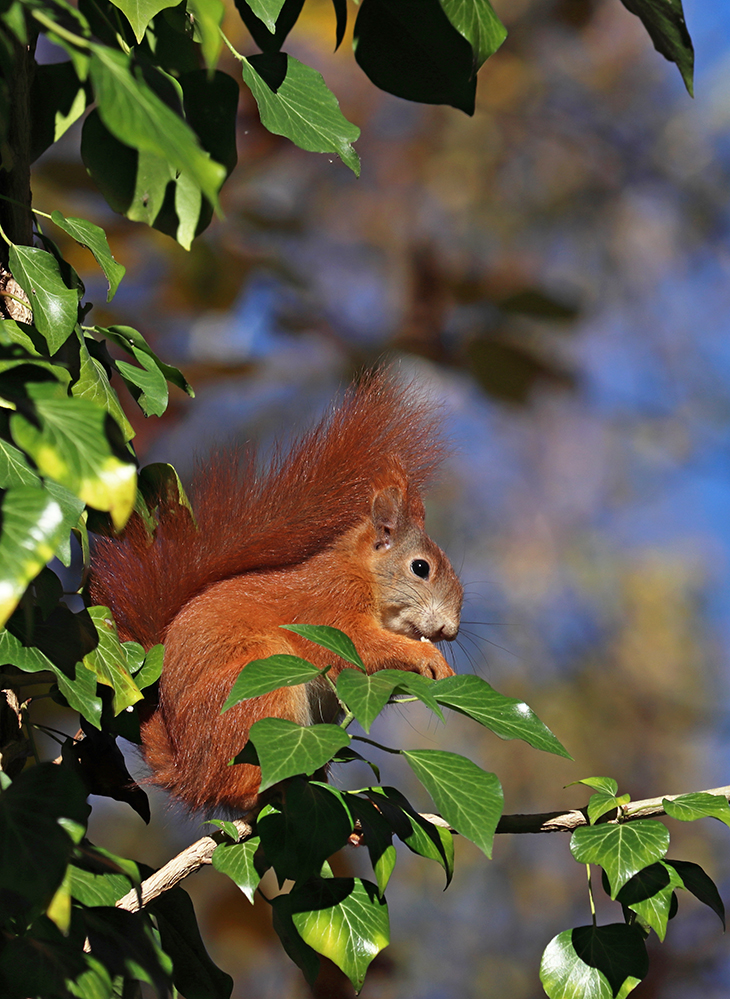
[32,0,730,995]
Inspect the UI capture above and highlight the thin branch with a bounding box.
[115,785,730,913]
[115,818,253,912]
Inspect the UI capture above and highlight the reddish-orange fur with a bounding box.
[90,372,462,814]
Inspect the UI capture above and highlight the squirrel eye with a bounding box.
[410,559,430,579]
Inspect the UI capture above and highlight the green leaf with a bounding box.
[281,623,365,669]
[246,718,350,791]
[95,325,194,397]
[66,953,114,999]
[109,0,181,42]
[188,0,225,68]
[346,795,396,896]
[376,669,445,719]
[336,670,403,732]
[0,485,65,627]
[10,382,137,530]
[364,786,454,882]
[83,606,144,714]
[0,764,89,921]
[614,862,684,941]
[0,438,40,487]
[289,877,389,992]
[73,332,135,442]
[570,820,671,897]
[432,674,571,757]
[403,749,503,858]
[151,886,234,999]
[68,866,136,906]
[0,621,104,728]
[540,924,648,999]
[8,245,78,351]
[50,211,125,301]
[665,859,725,927]
[245,0,286,31]
[271,892,321,986]
[116,350,169,417]
[353,0,477,113]
[30,61,89,163]
[240,53,360,175]
[132,643,164,689]
[258,781,353,883]
[569,776,619,796]
[222,654,323,709]
[439,0,507,67]
[89,46,225,209]
[587,792,630,825]
[233,0,305,52]
[212,836,264,904]
[663,792,730,827]
[619,0,694,97]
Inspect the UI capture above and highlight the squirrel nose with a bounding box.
[433,620,459,642]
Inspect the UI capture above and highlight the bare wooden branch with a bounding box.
[115,785,730,912]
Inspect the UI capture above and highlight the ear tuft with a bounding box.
[371,487,404,549]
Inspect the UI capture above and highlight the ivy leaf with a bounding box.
[95,324,194,397]
[440,0,507,67]
[30,61,89,163]
[8,245,78,352]
[0,485,64,627]
[568,776,619,796]
[43,479,86,568]
[336,670,404,732]
[364,786,454,884]
[665,859,725,928]
[281,623,365,670]
[131,643,164,690]
[619,0,694,97]
[0,439,41,488]
[108,0,182,42]
[587,792,630,825]
[10,382,137,530]
[83,607,144,714]
[663,792,730,827]
[246,718,350,791]
[540,924,648,999]
[115,350,169,417]
[257,781,353,883]
[0,764,89,922]
[245,0,287,32]
[289,877,389,993]
[240,53,360,175]
[73,332,135,442]
[346,795,397,896]
[570,820,670,897]
[615,862,684,941]
[212,836,265,904]
[89,46,225,209]
[222,655,324,709]
[151,886,234,999]
[402,750,503,858]
[188,0,225,69]
[432,674,571,757]
[353,0,477,113]
[50,212,125,302]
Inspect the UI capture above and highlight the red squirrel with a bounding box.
[89,371,463,814]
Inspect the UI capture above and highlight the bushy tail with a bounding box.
[88,369,448,648]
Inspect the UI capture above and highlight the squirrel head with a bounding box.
[368,480,463,646]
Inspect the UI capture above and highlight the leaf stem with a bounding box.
[0,220,15,247]
[0,290,33,311]
[586,864,596,927]
[219,28,244,63]
[31,11,91,50]
[351,734,401,756]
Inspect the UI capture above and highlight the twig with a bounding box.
[115,785,730,912]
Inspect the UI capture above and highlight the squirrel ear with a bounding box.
[371,486,404,550]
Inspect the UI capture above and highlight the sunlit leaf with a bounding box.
[540,924,647,999]
[570,820,670,897]
[246,718,350,791]
[281,623,365,669]
[663,792,730,827]
[8,245,78,351]
[0,485,64,627]
[50,211,125,301]
[221,654,323,709]
[212,836,264,904]
[439,0,507,67]
[403,749,503,858]
[240,53,360,175]
[83,606,144,714]
[619,0,694,96]
[109,0,181,42]
[432,674,571,756]
[289,877,389,992]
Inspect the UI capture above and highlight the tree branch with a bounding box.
[115,785,730,912]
